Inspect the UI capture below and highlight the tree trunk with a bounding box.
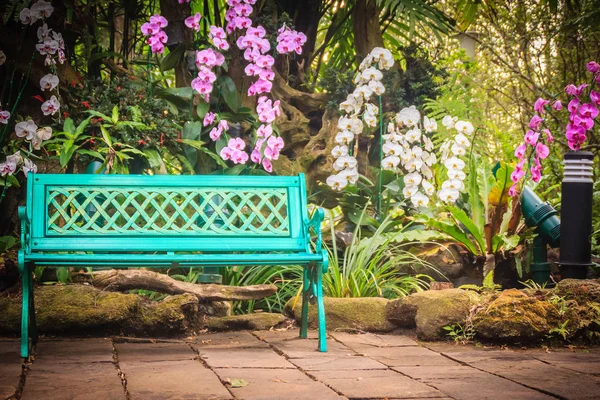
[76,269,278,301]
[353,0,384,59]
[160,0,195,87]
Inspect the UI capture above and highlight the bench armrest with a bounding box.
[304,208,325,253]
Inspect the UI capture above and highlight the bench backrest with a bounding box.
[25,173,310,254]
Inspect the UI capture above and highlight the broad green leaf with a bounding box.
[75,117,92,137]
[60,140,76,168]
[224,164,247,175]
[428,219,479,255]
[196,98,210,119]
[76,149,104,160]
[489,164,514,206]
[160,43,185,71]
[99,126,113,147]
[86,110,112,121]
[472,160,491,228]
[348,208,380,227]
[183,121,203,141]
[111,105,119,123]
[63,118,75,135]
[218,76,240,112]
[56,267,71,284]
[0,236,17,251]
[143,149,163,170]
[179,139,206,150]
[447,205,485,254]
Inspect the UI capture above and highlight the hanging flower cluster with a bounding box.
[437,116,473,203]
[141,15,168,54]
[1,1,58,178]
[182,0,305,172]
[327,47,395,190]
[19,0,53,25]
[380,106,437,207]
[509,60,600,196]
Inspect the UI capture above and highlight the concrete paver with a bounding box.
[197,346,296,369]
[21,360,125,400]
[309,369,444,399]
[120,360,232,400]
[0,341,22,399]
[2,331,599,400]
[115,341,196,363]
[213,368,344,400]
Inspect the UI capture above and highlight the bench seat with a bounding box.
[18,173,328,358]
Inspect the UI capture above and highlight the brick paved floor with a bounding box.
[2,331,600,399]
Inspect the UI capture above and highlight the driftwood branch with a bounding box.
[74,269,277,301]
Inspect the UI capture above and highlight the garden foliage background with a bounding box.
[0,0,599,308]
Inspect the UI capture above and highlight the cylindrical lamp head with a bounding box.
[521,187,560,248]
[560,151,595,279]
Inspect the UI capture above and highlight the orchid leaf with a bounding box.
[427,218,479,255]
[447,205,485,254]
[489,164,514,206]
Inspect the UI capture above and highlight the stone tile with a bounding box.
[269,335,353,359]
[213,368,343,400]
[289,355,387,371]
[21,360,125,400]
[0,341,22,398]
[531,350,600,376]
[34,338,114,364]
[466,358,600,399]
[194,331,269,348]
[393,365,489,381]
[356,346,461,367]
[254,329,319,342]
[115,342,196,363]
[425,376,554,400]
[330,332,418,349]
[120,360,232,400]
[0,340,23,364]
[438,349,532,364]
[198,347,295,369]
[310,369,444,399]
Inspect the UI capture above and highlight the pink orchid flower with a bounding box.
[514,143,527,159]
[529,115,543,130]
[552,100,563,111]
[209,127,223,141]
[262,158,273,172]
[524,130,540,145]
[257,124,273,138]
[185,13,202,31]
[41,95,60,116]
[590,91,600,105]
[203,112,216,127]
[567,98,580,113]
[141,22,160,36]
[535,142,550,159]
[579,103,599,119]
[228,138,245,151]
[586,61,600,74]
[231,150,249,164]
[534,98,549,113]
[543,129,554,142]
[150,15,168,28]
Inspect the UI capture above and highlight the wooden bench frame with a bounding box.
[18,173,328,358]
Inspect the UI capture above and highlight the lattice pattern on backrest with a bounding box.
[46,186,290,236]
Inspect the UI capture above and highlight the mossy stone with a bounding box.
[472,289,560,342]
[555,279,600,303]
[286,297,395,332]
[207,313,286,331]
[386,289,480,340]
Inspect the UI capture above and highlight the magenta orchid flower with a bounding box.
[185,13,202,31]
[203,112,216,127]
[534,98,550,114]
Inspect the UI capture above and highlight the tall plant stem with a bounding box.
[377,95,383,222]
[0,52,36,146]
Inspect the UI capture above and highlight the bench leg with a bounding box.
[29,266,38,346]
[299,266,310,339]
[20,266,31,359]
[315,263,327,352]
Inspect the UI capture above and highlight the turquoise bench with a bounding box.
[18,173,328,358]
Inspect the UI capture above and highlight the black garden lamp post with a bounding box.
[560,151,595,279]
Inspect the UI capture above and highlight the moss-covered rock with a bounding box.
[386,289,480,340]
[0,284,224,336]
[472,289,561,342]
[555,279,600,303]
[285,297,394,332]
[207,313,287,331]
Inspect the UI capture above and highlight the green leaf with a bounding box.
[0,236,17,251]
[143,149,163,170]
[160,43,185,71]
[224,164,247,175]
[228,378,248,388]
[75,117,92,138]
[179,139,206,150]
[182,121,203,141]
[111,106,119,124]
[447,205,485,254]
[489,164,514,206]
[76,149,104,160]
[218,76,240,112]
[196,98,210,119]
[56,267,71,284]
[348,208,380,227]
[482,270,495,289]
[60,140,76,168]
[63,118,75,135]
[86,110,112,121]
[428,218,479,255]
[99,126,113,147]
